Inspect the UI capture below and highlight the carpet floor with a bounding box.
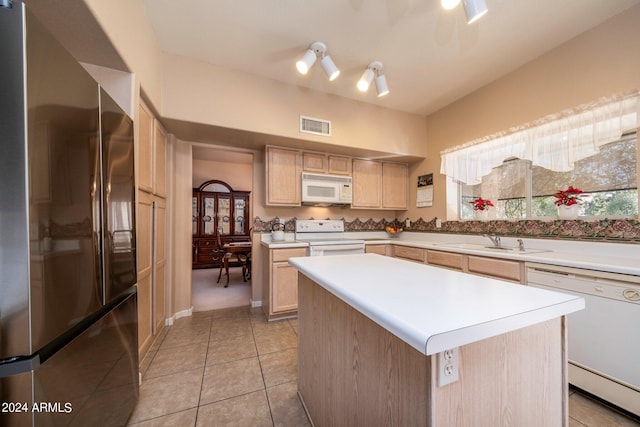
[191,267,251,312]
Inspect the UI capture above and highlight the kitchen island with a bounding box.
[289,254,585,427]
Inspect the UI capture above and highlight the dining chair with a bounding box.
[216,233,250,287]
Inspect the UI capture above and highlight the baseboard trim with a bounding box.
[165,307,194,326]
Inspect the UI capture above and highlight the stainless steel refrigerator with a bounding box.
[1,2,139,426]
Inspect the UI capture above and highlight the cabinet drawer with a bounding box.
[272,248,307,262]
[393,245,424,262]
[426,250,464,270]
[468,256,523,283]
[365,244,389,256]
[198,239,216,248]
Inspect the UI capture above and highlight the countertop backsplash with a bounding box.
[253,216,640,243]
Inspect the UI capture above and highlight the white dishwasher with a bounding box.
[526,262,640,417]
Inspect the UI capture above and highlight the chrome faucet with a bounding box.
[517,239,525,251]
[483,233,501,248]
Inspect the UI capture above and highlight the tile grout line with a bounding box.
[193,314,215,426]
[251,310,277,426]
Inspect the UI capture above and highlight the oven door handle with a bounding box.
[309,244,364,256]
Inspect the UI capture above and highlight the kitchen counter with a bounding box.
[290,253,584,355]
[358,232,640,276]
[294,253,583,426]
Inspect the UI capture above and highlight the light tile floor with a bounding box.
[129,305,639,426]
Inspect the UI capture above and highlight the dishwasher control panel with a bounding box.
[526,263,640,304]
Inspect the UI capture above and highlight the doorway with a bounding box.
[190,146,254,311]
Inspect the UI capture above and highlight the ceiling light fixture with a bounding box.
[357,61,389,97]
[296,41,340,81]
[463,0,488,24]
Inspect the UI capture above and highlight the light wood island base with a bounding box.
[297,274,569,427]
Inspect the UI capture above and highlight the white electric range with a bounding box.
[295,219,365,256]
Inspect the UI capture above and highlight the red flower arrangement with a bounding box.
[470,197,494,211]
[553,186,583,206]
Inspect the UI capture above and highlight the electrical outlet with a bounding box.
[435,218,442,228]
[405,218,411,227]
[436,347,459,387]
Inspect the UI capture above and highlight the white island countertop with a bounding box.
[289,253,585,356]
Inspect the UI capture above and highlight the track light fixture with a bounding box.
[357,61,389,97]
[440,0,488,24]
[296,41,340,81]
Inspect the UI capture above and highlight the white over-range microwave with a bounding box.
[301,173,352,206]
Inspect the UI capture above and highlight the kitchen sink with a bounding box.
[433,242,551,254]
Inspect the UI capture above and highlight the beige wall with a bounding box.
[408,4,640,221]
[161,53,427,158]
[192,159,253,192]
[83,0,163,108]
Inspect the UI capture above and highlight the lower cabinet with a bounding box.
[137,191,166,360]
[263,247,307,320]
[377,244,524,284]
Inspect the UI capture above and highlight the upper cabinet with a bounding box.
[352,159,408,210]
[352,159,382,208]
[302,152,352,176]
[265,145,408,210]
[266,146,302,206]
[138,100,167,197]
[381,162,408,210]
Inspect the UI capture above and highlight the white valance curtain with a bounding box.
[440,93,640,185]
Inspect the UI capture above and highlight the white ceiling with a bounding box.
[141,0,640,116]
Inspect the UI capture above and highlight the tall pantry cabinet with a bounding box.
[136,100,168,360]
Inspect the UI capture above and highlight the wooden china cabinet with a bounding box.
[192,180,251,268]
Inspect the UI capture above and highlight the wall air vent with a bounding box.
[300,115,331,137]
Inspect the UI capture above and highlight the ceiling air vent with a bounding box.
[300,115,331,137]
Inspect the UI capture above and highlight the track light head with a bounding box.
[296,41,340,80]
[296,49,317,75]
[320,55,340,81]
[441,0,461,10]
[375,74,389,97]
[357,68,374,92]
[463,0,488,24]
[358,61,388,96]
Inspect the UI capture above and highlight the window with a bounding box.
[459,136,638,220]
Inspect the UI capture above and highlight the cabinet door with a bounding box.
[217,195,231,235]
[154,121,167,197]
[201,195,216,237]
[272,262,299,313]
[382,162,408,209]
[302,152,327,173]
[266,146,302,206]
[136,191,153,356]
[352,159,382,208]
[328,155,352,175]
[192,195,198,236]
[234,195,248,235]
[153,198,166,333]
[137,101,154,193]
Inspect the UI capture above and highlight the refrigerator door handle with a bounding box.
[0,354,40,378]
